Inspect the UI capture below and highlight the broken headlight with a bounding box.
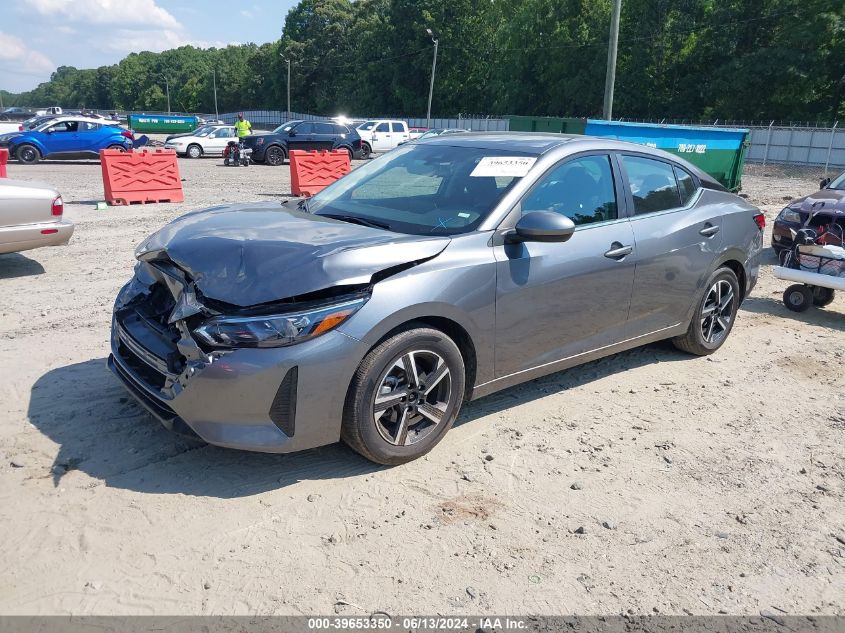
[193,297,366,349]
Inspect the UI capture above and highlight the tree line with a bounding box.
[3,0,843,122]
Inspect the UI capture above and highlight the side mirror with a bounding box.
[509,211,576,243]
[287,129,296,137]
[820,177,831,189]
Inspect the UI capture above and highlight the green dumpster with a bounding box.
[509,116,586,134]
[127,114,199,134]
[584,120,750,191]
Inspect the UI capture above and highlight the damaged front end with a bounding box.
[111,258,226,403]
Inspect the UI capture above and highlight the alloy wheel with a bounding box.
[700,279,734,344]
[267,146,284,165]
[373,351,452,447]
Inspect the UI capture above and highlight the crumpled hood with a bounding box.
[790,188,845,215]
[135,202,450,307]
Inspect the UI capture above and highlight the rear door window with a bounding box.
[621,155,681,214]
[674,166,698,205]
[391,122,405,133]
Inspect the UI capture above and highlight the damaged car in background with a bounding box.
[110,134,764,465]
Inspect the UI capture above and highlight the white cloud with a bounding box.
[0,31,55,80]
[24,0,181,30]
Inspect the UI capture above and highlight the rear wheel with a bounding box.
[16,144,40,164]
[812,286,835,307]
[106,144,127,152]
[783,284,813,312]
[673,267,740,356]
[186,144,203,159]
[265,145,285,166]
[361,142,372,159]
[343,146,353,163]
[341,327,466,465]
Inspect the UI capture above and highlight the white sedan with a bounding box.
[164,125,237,158]
[0,179,74,255]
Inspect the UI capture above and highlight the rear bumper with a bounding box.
[109,315,368,453]
[0,219,74,254]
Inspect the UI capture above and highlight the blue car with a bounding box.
[8,117,134,164]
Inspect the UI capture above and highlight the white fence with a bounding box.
[746,124,843,171]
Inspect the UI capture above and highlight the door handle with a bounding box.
[604,242,633,259]
[699,223,720,237]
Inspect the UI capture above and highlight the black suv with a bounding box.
[242,120,363,166]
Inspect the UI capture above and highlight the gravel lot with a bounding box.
[1,155,843,616]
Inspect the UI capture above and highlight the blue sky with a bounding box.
[0,0,298,92]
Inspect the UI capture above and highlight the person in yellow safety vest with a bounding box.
[234,112,252,138]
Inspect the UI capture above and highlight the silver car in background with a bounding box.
[110,134,764,464]
[0,178,73,255]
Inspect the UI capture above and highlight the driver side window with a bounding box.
[522,155,618,226]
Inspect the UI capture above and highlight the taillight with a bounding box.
[121,130,134,140]
[18,125,23,131]
[51,196,63,217]
[753,213,765,231]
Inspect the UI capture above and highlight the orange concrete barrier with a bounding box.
[290,149,351,197]
[0,148,8,178]
[100,148,184,205]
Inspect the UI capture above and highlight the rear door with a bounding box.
[312,122,336,150]
[619,153,722,336]
[205,127,235,154]
[77,121,104,152]
[391,121,409,145]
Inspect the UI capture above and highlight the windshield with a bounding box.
[309,144,536,236]
[191,126,215,137]
[829,171,845,190]
[272,121,303,134]
[417,130,443,140]
[357,121,377,131]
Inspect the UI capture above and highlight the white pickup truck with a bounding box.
[355,119,410,157]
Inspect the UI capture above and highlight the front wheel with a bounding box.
[186,144,203,159]
[341,327,466,465]
[782,284,813,312]
[16,144,41,164]
[265,145,285,166]
[673,267,740,356]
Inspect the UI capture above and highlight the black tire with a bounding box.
[341,327,466,465]
[16,144,40,164]
[186,144,203,159]
[811,286,835,308]
[265,145,286,166]
[673,267,741,356]
[783,284,813,312]
[342,146,353,163]
[361,142,372,159]
[106,144,127,152]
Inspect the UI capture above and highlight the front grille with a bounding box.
[114,281,185,393]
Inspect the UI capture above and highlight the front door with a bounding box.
[288,122,317,151]
[618,153,723,336]
[494,153,636,377]
[371,122,393,152]
[41,120,80,155]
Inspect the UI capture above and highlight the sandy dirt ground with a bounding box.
[0,154,843,617]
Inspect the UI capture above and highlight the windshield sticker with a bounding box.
[471,156,536,177]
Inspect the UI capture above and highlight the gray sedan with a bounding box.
[0,178,74,255]
[110,134,764,464]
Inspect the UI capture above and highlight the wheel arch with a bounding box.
[360,315,479,401]
[713,250,748,301]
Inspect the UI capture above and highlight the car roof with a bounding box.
[419,132,579,154]
[41,116,118,125]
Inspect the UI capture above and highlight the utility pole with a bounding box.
[281,54,291,122]
[426,28,439,129]
[212,69,219,120]
[164,76,170,114]
[602,0,622,120]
